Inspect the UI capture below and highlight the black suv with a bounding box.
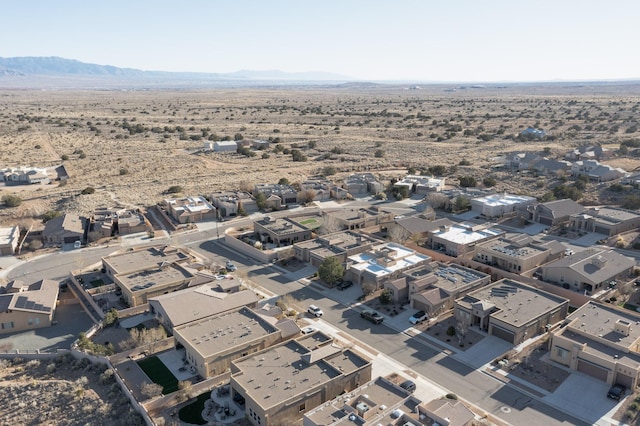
[361,310,384,324]
[607,384,626,401]
[336,280,353,290]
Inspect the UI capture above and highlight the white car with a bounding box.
[307,305,324,317]
[301,326,316,335]
[409,310,428,325]
[226,261,237,272]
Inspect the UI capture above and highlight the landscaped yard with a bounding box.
[137,356,179,394]
[90,278,105,287]
[179,391,210,425]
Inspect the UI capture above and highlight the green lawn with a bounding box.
[178,391,210,425]
[137,356,179,394]
[90,279,105,287]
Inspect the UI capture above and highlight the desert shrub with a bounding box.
[166,185,183,194]
[25,359,40,369]
[100,368,115,384]
[445,393,458,400]
[2,194,22,207]
[81,186,95,195]
[446,326,456,336]
[46,362,56,374]
[42,210,62,223]
[119,168,129,175]
[103,308,118,327]
[61,154,69,160]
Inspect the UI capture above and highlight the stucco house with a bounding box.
[42,214,85,246]
[0,225,19,256]
[0,279,59,334]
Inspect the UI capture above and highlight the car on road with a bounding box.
[225,261,237,272]
[409,310,428,325]
[336,280,353,290]
[308,305,324,317]
[399,380,416,393]
[607,384,626,401]
[360,310,384,324]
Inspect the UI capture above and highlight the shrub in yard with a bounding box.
[445,393,458,400]
[379,289,393,305]
[446,326,456,336]
[2,194,22,207]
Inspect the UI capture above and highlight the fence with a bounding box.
[109,337,175,365]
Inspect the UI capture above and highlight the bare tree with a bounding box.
[388,225,410,244]
[456,318,469,345]
[141,382,163,398]
[318,213,342,235]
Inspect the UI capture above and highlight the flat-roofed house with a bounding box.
[322,207,394,231]
[211,191,258,217]
[42,214,85,245]
[525,198,585,227]
[471,193,536,219]
[294,230,379,267]
[474,234,565,274]
[253,184,298,206]
[343,173,383,196]
[102,245,196,307]
[0,279,59,334]
[540,248,634,295]
[347,243,431,290]
[550,301,640,389]
[304,376,420,426]
[254,216,312,247]
[230,331,372,426]
[149,287,258,333]
[163,196,216,224]
[173,307,292,378]
[0,225,19,255]
[454,279,569,345]
[427,221,503,257]
[214,141,238,152]
[569,207,640,237]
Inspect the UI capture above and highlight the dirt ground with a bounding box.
[501,339,570,393]
[2,87,640,228]
[422,314,485,351]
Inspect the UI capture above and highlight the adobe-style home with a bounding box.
[0,225,19,256]
[0,279,59,334]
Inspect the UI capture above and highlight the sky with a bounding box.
[2,0,639,82]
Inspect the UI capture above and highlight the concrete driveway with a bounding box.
[452,335,512,369]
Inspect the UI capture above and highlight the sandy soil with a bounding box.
[1,87,639,227]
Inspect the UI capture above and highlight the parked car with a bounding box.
[308,304,324,317]
[607,384,626,401]
[360,310,384,324]
[336,280,353,290]
[399,380,416,393]
[301,326,316,335]
[409,310,428,325]
[225,261,237,272]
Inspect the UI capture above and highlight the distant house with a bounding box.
[299,178,332,202]
[565,144,612,161]
[504,152,543,170]
[342,173,383,196]
[394,175,446,194]
[251,140,270,150]
[322,206,394,231]
[294,230,379,267]
[0,279,59,334]
[0,225,19,256]
[203,141,214,150]
[1,166,56,185]
[163,196,216,224]
[571,160,626,182]
[522,198,585,227]
[214,141,238,152]
[253,183,298,206]
[88,208,147,241]
[211,191,258,217]
[540,248,634,294]
[569,207,640,236]
[470,193,536,219]
[427,221,504,257]
[42,214,85,245]
[474,233,565,274]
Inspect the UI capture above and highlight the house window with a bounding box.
[299,403,306,412]
[555,346,569,360]
[28,318,40,326]
[1,322,14,330]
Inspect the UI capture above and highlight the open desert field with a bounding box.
[2,83,640,226]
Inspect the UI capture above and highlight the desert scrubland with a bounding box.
[1,83,640,226]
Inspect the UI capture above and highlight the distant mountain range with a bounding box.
[0,56,354,88]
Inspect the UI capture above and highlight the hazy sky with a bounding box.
[3,0,639,82]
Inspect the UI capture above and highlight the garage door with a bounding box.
[616,373,634,389]
[490,326,515,344]
[539,217,553,226]
[577,359,609,382]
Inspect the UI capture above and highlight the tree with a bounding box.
[374,149,385,158]
[453,195,471,212]
[308,140,317,149]
[379,289,393,304]
[141,382,163,398]
[322,166,337,176]
[298,189,317,204]
[255,192,267,210]
[278,177,290,186]
[2,194,22,208]
[483,177,497,187]
[234,133,244,141]
[103,308,118,327]
[318,257,344,285]
[458,176,476,188]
